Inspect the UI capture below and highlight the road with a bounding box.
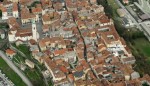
[115,0,142,30]
[0,27,8,50]
[0,51,33,86]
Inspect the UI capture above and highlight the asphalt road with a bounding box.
[0,50,33,86]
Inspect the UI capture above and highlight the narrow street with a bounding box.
[76,26,101,80]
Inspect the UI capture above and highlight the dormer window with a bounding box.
[99,27,109,32]
[107,35,114,40]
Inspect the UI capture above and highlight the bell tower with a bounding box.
[32,20,37,41]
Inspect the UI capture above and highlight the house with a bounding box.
[41,0,52,14]
[49,29,74,39]
[39,37,66,51]
[43,58,66,82]
[131,71,140,80]
[32,4,42,15]
[53,48,68,57]
[74,79,86,86]
[54,50,77,63]
[8,0,19,3]
[66,0,77,11]
[42,24,49,33]
[12,3,19,18]
[20,64,26,71]
[87,52,95,62]
[120,56,136,64]
[67,74,74,83]
[6,49,16,59]
[99,17,113,27]
[120,64,134,81]
[33,52,44,63]
[7,17,20,29]
[25,59,35,68]
[28,39,37,46]
[15,39,24,46]
[53,78,70,86]
[19,0,33,7]
[0,29,5,39]
[73,71,85,80]
[30,45,39,52]
[53,1,65,12]
[91,5,104,13]
[21,7,39,24]
[42,70,51,78]
[42,12,60,25]
[0,2,19,19]
[0,5,7,20]
[97,25,122,49]
[90,0,97,4]
[123,0,129,4]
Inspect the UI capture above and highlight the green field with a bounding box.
[133,38,150,57]
[107,0,120,9]
[0,58,26,86]
[131,38,150,75]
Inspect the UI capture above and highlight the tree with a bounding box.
[0,10,2,17]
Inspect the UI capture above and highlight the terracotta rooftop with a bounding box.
[6,49,16,55]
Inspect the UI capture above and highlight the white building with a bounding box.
[25,59,35,68]
[1,3,19,20]
[8,21,39,42]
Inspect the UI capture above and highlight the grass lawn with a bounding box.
[15,44,32,60]
[24,68,45,86]
[107,0,120,9]
[124,34,150,75]
[133,38,150,58]
[0,58,26,86]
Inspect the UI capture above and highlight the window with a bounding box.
[107,35,114,40]
[99,27,109,32]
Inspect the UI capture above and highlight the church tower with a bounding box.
[32,20,37,41]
